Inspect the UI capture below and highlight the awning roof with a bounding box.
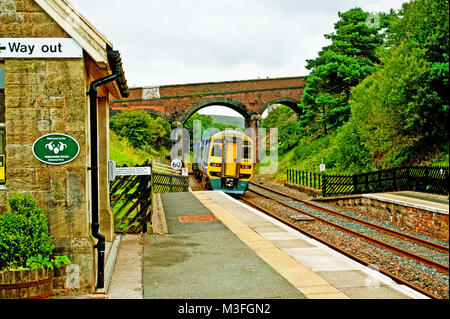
[34,0,129,98]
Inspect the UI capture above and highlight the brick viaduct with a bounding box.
[109,76,306,129]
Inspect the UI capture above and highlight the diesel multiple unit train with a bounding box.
[192,130,254,194]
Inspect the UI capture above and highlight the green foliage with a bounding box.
[300,7,392,134]
[27,254,71,270]
[262,105,295,129]
[26,254,54,270]
[209,115,245,129]
[53,255,71,268]
[0,193,53,270]
[331,119,375,172]
[110,110,171,153]
[26,254,71,270]
[109,129,167,166]
[278,121,302,154]
[258,1,449,180]
[185,113,241,138]
[340,0,449,168]
[8,192,45,218]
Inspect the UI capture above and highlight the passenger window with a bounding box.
[211,144,222,157]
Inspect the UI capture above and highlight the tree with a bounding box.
[261,104,295,129]
[110,110,171,152]
[339,0,449,168]
[300,7,392,135]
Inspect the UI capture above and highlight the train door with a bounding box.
[224,141,237,176]
[223,136,241,177]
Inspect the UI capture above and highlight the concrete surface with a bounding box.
[142,192,306,299]
[107,234,143,299]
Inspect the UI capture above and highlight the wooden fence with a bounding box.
[287,166,449,197]
[110,161,189,233]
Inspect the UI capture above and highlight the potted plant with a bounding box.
[0,193,71,299]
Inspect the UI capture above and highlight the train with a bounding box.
[192,130,254,194]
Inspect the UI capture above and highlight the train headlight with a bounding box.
[240,165,251,169]
[210,163,222,167]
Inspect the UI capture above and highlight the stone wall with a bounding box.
[0,0,95,292]
[315,196,449,242]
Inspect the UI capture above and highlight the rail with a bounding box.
[244,182,449,299]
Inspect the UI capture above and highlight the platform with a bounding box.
[144,190,428,299]
[363,191,449,215]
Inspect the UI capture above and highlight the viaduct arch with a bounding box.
[109,76,306,127]
[109,76,306,161]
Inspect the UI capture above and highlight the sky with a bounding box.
[69,0,407,116]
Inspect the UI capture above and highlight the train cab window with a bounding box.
[211,144,222,157]
[242,146,251,160]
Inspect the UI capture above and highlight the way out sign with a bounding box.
[33,133,80,165]
[0,38,82,59]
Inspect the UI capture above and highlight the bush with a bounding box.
[0,193,54,270]
[110,110,171,151]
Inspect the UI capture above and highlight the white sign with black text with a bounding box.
[115,167,152,176]
[0,38,82,59]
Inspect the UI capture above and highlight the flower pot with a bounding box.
[0,268,54,299]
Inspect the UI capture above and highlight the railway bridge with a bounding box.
[109,76,306,130]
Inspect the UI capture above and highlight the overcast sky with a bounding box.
[69,0,406,115]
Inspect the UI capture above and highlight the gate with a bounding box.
[110,160,189,233]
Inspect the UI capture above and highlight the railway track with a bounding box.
[241,181,449,299]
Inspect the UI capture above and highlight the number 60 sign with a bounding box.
[170,158,183,171]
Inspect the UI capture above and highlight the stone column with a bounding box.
[97,97,113,241]
[248,114,262,163]
[171,121,188,162]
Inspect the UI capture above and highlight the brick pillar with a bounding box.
[248,114,261,164]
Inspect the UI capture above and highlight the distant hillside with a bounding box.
[209,115,245,129]
[109,130,168,166]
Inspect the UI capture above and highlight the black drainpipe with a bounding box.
[88,54,121,290]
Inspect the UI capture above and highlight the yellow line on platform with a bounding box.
[191,191,349,299]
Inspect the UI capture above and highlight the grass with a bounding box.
[255,133,337,182]
[109,129,168,166]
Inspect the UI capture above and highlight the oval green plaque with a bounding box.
[32,133,80,165]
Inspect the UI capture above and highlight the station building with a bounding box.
[0,0,129,292]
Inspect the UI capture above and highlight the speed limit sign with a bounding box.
[171,158,183,171]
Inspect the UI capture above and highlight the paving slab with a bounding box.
[260,232,304,241]
[339,285,412,299]
[289,256,358,272]
[142,192,306,299]
[272,239,315,249]
[316,270,385,288]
